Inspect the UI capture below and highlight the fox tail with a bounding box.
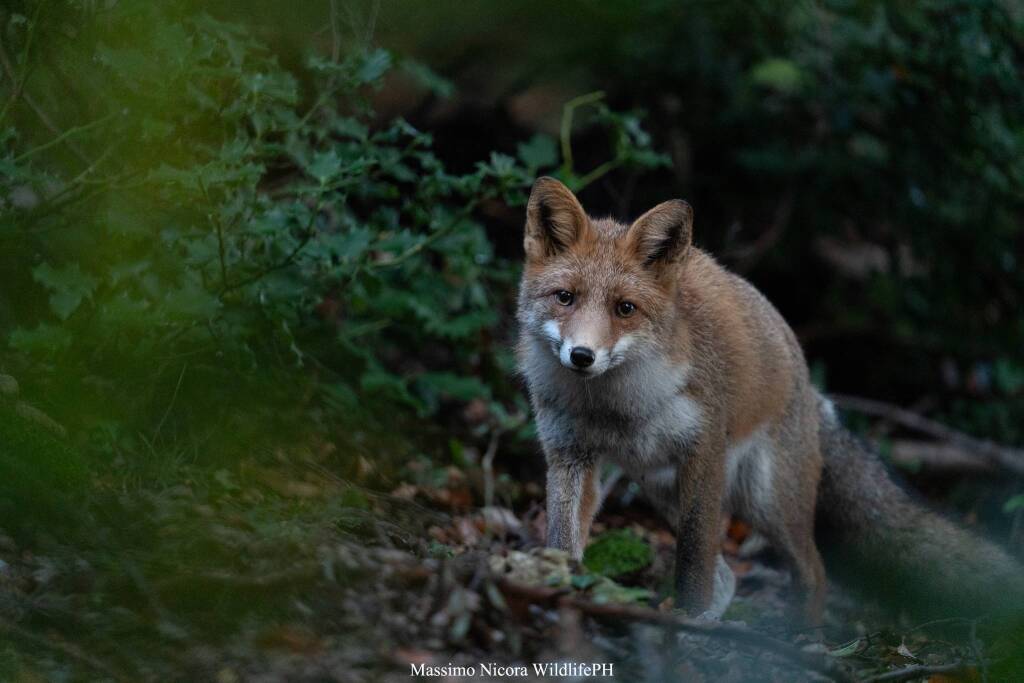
[815,395,1024,619]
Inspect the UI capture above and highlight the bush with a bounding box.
[0,2,666,467]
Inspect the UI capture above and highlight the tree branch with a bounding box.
[829,393,1024,476]
[497,579,854,682]
[861,662,966,683]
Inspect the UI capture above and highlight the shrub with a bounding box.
[0,3,667,467]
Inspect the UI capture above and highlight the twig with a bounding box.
[829,393,1024,476]
[372,200,480,270]
[12,113,114,164]
[0,2,44,127]
[481,429,501,508]
[558,596,854,682]
[559,91,606,179]
[197,176,232,289]
[969,619,988,683]
[329,0,341,63]
[497,580,852,682]
[860,662,965,683]
[152,363,187,443]
[220,196,324,295]
[0,617,132,682]
[905,616,974,634]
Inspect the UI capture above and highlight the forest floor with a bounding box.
[1,431,1015,683]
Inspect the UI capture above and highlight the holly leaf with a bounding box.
[517,134,558,170]
[32,263,98,320]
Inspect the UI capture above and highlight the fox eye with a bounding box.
[554,290,574,306]
[616,301,637,317]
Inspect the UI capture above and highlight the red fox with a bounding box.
[516,176,1023,624]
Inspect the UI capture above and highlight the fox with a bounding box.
[516,176,1024,624]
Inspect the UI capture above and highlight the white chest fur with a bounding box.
[526,341,704,473]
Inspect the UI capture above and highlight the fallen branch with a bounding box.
[829,394,1024,476]
[497,580,853,682]
[861,662,966,683]
[889,440,996,474]
[726,187,795,273]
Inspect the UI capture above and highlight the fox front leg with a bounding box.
[674,429,728,615]
[544,455,600,561]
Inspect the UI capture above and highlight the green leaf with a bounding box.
[162,281,219,320]
[9,324,74,354]
[750,57,803,93]
[401,59,454,98]
[32,263,98,320]
[306,149,343,184]
[356,48,392,84]
[517,134,558,169]
[1004,494,1024,514]
[588,577,653,605]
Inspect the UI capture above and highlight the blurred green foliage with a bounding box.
[0,408,86,536]
[0,1,665,482]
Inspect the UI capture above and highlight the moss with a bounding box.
[582,529,653,578]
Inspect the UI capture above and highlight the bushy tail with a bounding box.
[815,397,1024,619]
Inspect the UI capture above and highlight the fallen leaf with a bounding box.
[896,641,918,661]
[727,518,752,543]
[256,624,322,654]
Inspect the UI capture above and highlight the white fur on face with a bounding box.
[541,325,635,377]
[542,320,561,347]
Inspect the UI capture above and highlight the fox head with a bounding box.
[517,176,693,378]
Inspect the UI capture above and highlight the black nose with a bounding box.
[570,346,595,368]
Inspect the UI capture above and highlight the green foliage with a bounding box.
[583,529,654,578]
[1003,494,1024,515]
[0,3,665,461]
[379,0,1024,445]
[0,407,87,536]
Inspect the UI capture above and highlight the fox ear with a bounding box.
[628,199,693,267]
[525,177,590,260]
